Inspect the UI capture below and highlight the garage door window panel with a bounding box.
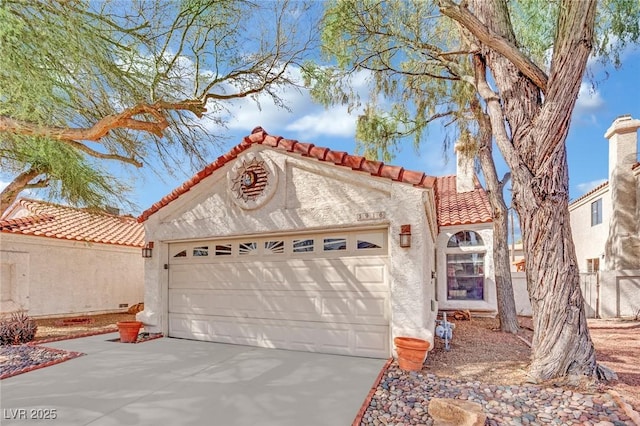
[324,237,347,251]
[173,249,187,258]
[193,246,209,257]
[239,242,257,256]
[356,231,385,250]
[264,240,285,254]
[293,238,314,253]
[215,244,232,256]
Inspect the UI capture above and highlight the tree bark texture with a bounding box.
[450,0,599,381]
[474,108,519,334]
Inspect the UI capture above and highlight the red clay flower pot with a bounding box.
[394,336,430,371]
[117,321,143,343]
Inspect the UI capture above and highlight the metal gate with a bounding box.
[579,272,599,318]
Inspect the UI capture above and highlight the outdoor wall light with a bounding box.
[142,242,154,258]
[399,225,412,248]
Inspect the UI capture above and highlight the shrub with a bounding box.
[0,311,38,345]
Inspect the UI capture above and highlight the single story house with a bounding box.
[0,198,144,317]
[137,127,495,359]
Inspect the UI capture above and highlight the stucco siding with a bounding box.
[0,234,143,316]
[569,187,611,272]
[599,270,640,318]
[151,148,399,240]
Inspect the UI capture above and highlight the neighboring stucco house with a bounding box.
[0,198,145,317]
[569,114,640,318]
[137,127,494,359]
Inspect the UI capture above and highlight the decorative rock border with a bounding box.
[354,361,637,426]
[352,358,394,426]
[0,345,84,380]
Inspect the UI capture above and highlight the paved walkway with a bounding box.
[1,333,385,425]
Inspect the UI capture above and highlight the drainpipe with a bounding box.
[595,269,600,319]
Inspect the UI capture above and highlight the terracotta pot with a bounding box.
[117,321,143,343]
[394,336,430,371]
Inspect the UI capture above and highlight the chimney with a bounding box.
[604,114,640,182]
[604,114,640,270]
[455,142,476,193]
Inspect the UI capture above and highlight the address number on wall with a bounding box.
[357,212,386,221]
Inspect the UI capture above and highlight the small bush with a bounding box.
[0,311,38,345]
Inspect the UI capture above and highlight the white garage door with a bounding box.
[168,229,390,358]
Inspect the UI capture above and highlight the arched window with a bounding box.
[446,230,485,301]
[447,230,484,247]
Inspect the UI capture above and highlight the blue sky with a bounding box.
[2,38,639,219]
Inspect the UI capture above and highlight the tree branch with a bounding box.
[0,168,44,215]
[472,53,535,193]
[437,0,549,93]
[0,99,217,168]
[24,177,49,190]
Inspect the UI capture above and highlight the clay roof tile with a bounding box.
[435,176,492,226]
[0,199,144,247]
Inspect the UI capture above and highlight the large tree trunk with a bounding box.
[451,0,599,381]
[516,148,596,379]
[475,111,519,334]
[467,99,520,333]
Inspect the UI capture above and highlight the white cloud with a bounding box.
[285,105,358,138]
[574,82,605,114]
[202,66,374,140]
[576,178,607,195]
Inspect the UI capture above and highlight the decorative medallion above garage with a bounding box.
[227,152,278,210]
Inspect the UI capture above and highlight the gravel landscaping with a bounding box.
[0,345,84,380]
[357,363,635,425]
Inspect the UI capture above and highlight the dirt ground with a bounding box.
[425,315,640,411]
[34,312,136,341]
[32,312,639,411]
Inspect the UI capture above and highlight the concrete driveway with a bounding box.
[1,333,386,425]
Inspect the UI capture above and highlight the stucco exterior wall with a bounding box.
[0,234,144,317]
[435,224,496,314]
[569,186,611,272]
[511,272,532,316]
[139,145,439,352]
[599,270,640,318]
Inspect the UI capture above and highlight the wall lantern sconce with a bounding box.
[399,225,412,248]
[142,242,154,258]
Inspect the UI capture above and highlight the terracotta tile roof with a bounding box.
[0,198,144,247]
[435,176,493,226]
[568,181,609,207]
[138,127,493,227]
